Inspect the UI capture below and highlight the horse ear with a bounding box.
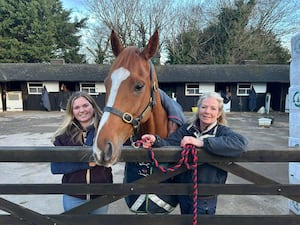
[110,30,124,57]
[141,30,159,60]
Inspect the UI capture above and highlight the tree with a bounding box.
[0,0,87,63]
[82,0,297,64]
[166,29,202,64]
[201,0,257,64]
[84,0,176,64]
[166,0,291,64]
[84,27,111,64]
[164,1,205,64]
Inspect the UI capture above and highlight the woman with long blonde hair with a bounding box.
[51,91,112,214]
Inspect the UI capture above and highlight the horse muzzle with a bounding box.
[92,140,120,167]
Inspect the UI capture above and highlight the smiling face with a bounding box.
[72,96,94,128]
[198,97,221,130]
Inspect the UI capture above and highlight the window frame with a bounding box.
[80,82,97,95]
[185,83,201,96]
[27,82,44,95]
[237,83,251,96]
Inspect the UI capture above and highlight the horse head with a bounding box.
[93,30,168,167]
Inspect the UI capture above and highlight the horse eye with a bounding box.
[134,83,144,91]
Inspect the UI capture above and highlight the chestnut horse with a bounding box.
[93,30,168,167]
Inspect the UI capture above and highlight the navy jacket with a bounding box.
[51,125,113,199]
[153,121,248,186]
[159,89,186,126]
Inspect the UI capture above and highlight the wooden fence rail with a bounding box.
[0,146,300,225]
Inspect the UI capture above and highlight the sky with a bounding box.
[61,0,95,62]
[60,0,297,61]
[61,0,85,11]
[61,0,87,20]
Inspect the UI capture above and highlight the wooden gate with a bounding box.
[0,146,299,225]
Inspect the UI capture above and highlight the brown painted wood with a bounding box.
[0,146,299,224]
[0,198,68,225]
[212,162,300,202]
[0,146,299,162]
[1,214,300,225]
[0,183,299,196]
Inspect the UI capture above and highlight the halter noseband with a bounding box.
[103,61,157,130]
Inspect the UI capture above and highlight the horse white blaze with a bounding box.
[93,67,130,161]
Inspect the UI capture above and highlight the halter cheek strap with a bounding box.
[103,97,153,129]
[103,61,157,130]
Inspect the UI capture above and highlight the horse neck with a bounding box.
[140,91,168,138]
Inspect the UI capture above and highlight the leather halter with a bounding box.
[103,62,157,131]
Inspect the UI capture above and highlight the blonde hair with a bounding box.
[189,92,227,125]
[52,91,103,143]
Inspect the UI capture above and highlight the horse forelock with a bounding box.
[114,47,144,67]
[110,47,151,84]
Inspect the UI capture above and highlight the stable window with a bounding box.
[185,83,215,96]
[27,82,43,94]
[185,83,200,96]
[237,83,251,96]
[80,83,97,95]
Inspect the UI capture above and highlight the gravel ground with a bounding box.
[0,110,292,215]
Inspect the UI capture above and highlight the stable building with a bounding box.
[0,63,289,112]
[156,63,290,112]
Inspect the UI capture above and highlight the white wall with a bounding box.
[6,91,23,111]
[95,82,106,93]
[43,82,59,92]
[252,83,266,93]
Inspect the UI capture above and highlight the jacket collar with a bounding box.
[187,120,218,139]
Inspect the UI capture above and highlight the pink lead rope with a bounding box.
[135,140,198,225]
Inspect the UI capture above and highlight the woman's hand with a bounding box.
[89,162,97,167]
[180,136,203,148]
[141,134,156,149]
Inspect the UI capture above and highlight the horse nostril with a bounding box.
[105,142,113,162]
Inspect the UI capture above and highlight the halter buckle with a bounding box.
[122,112,134,124]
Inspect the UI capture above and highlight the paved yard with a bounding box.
[0,110,293,215]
